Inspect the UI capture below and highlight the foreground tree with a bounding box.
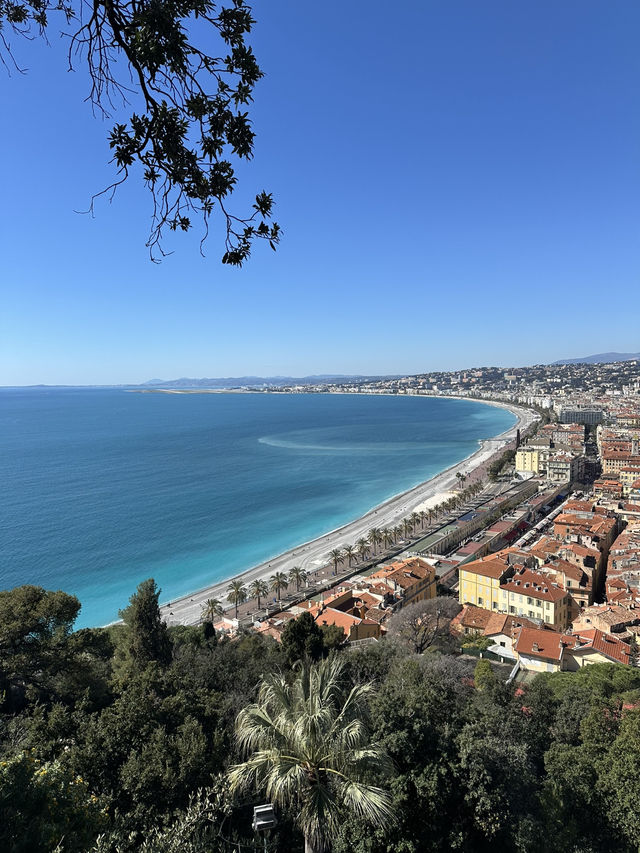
[118,577,172,671]
[386,597,461,654]
[229,657,395,853]
[0,751,108,853]
[0,586,78,704]
[280,612,324,667]
[0,585,110,708]
[0,0,280,263]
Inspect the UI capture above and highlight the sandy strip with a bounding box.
[160,400,537,627]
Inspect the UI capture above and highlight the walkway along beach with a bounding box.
[160,400,538,627]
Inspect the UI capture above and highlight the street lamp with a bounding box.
[253,803,277,853]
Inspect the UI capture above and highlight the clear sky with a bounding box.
[1,0,638,384]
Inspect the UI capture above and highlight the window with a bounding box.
[567,580,572,587]
[478,597,483,605]
[492,601,498,609]
[528,610,534,618]
[509,606,515,614]
[527,597,532,605]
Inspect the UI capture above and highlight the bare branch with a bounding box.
[0,0,280,263]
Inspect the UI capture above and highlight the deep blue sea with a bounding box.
[0,389,515,627]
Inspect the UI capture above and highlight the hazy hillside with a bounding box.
[552,352,640,365]
[141,375,394,388]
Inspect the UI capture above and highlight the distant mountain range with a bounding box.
[552,352,640,365]
[141,375,397,389]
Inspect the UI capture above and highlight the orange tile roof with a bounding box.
[573,628,631,665]
[460,558,512,579]
[314,607,362,631]
[451,604,493,633]
[562,542,600,559]
[502,569,568,603]
[514,627,569,662]
[483,612,538,636]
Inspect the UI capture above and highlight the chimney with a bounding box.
[532,642,539,652]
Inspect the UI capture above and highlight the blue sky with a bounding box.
[1,0,638,384]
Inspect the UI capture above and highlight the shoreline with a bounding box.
[158,398,538,628]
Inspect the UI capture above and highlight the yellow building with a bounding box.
[515,447,540,475]
[459,560,571,630]
[458,558,514,611]
[499,568,571,630]
[620,466,640,496]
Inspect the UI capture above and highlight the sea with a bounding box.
[0,389,515,627]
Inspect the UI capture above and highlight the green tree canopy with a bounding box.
[280,611,325,667]
[118,578,171,674]
[230,657,395,853]
[0,751,107,853]
[0,585,109,708]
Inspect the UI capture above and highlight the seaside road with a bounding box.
[161,401,538,627]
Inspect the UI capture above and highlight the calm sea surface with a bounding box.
[0,389,515,627]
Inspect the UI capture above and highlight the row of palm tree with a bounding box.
[203,481,488,624]
[201,565,312,623]
[324,481,486,576]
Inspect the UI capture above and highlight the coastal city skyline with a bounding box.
[2,1,639,385]
[3,350,639,388]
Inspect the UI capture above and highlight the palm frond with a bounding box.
[340,780,396,825]
[230,656,395,849]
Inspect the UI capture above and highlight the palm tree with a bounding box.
[226,581,247,619]
[201,597,224,624]
[248,578,270,611]
[368,527,382,554]
[289,565,308,593]
[381,527,393,550]
[410,512,421,532]
[229,657,394,853]
[356,538,369,562]
[342,544,355,567]
[270,571,289,603]
[402,517,413,538]
[328,548,343,576]
[393,524,403,542]
[419,510,427,528]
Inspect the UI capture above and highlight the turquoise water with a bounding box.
[0,389,515,627]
